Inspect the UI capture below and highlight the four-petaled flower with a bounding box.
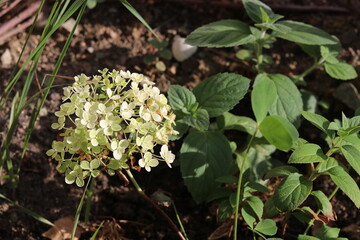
[160,145,175,168]
[138,152,159,172]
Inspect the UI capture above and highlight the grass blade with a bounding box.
[90,221,104,240]
[0,193,54,226]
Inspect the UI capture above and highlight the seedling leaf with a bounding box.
[324,62,358,80]
[254,219,277,236]
[289,143,327,164]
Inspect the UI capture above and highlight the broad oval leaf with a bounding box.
[289,143,327,164]
[168,85,197,112]
[252,74,277,123]
[268,74,303,127]
[259,115,299,151]
[311,191,335,221]
[193,73,250,117]
[298,235,320,240]
[246,196,264,220]
[301,111,330,135]
[315,225,340,239]
[254,219,277,236]
[274,173,312,211]
[185,19,255,47]
[263,196,281,218]
[242,205,256,228]
[183,108,210,131]
[180,131,233,202]
[327,166,360,208]
[324,62,358,80]
[217,112,261,137]
[272,20,338,45]
[341,145,360,176]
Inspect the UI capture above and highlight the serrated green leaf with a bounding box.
[264,165,299,179]
[325,62,358,80]
[274,173,312,211]
[183,108,210,130]
[311,191,335,221]
[193,73,250,117]
[168,85,197,112]
[185,20,255,47]
[338,126,360,137]
[349,116,360,127]
[268,74,303,127]
[246,196,264,220]
[272,20,338,45]
[320,46,339,64]
[301,111,330,135]
[343,134,360,152]
[180,131,233,202]
[328,166,360,208]
[252,74,277,123]
[242,0,282,24]
[217,112,261,137]
[242,205,256,228]
[318,157,342,173]
[298,38,341,57]
[315,225,340,239]
[219,199,233,220]
[289,143,327,164]
[341,145,360,175]
[259,115,299,151]
[254,219,277,236]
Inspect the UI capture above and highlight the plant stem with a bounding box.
[254,30,267,73]
[172,201,190,240]
[84,177,94,224]
[233,130,257,240]
[293,58,325,84]
[124,169,187,240]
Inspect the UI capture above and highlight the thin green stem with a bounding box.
[84,177,95,224]
[293,58,325,85]
[254,29,267,73]
[172,201,189,240]
[233,130,257,240]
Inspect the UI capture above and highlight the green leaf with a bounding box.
[320,46,339,64]
[311,191,335,221]
[274,173,312,211]
[159,49,172,60]
[219,199,233,220]
[289,143,327,164]
[246,196,264,220]
[168,85,197,113]
[155,61,166,71]
[185,20,255,47]
[242,0,282,24]
[180,131,233,202]
[298,235,320,240]
[318,157,342,173]
[301,111,330,135]
[216,175,238,183]
[315,225,340,239]
[341,145,360,175]
[268,74,303,127]
[343,134,360,152]
[242,205,256,228]
[80,161,90,170]
[245,182,269,193]
[263,196,281,218]
[143,54,156,64]
[252,74,277,123]
[324,62,358,80]
[298,38,341,57]
[349,116,360,127]
[264,165,299,179]
[259,115,299,151]
[272,20,338,45]
[87,0,97,9]
[169,121,189,141]
[90,159,100,169]
[183,108,210,130]
[193,73,250,117]
[217,112,261,137]
[254,219,277,236]
[328,166,360,208]
[236,49,253,60]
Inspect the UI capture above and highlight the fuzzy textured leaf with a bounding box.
[289,143,327,164]
[268,74,303,127]
[183,108,210,131]
[259,115,299,151]
[274,173,312,211]
[325,62,358,80]
[168,85,197,112]
[193,73,250,117]
[180,131,233,202]
[341,145,360,176]
[301,111,330,135]
[252,74,277,123]
[328,166,360,208]
[311,191,335,221]
[272,20,338,45]
[242,0,279,23]
[185,20,255,47]
[246,196,264,220]
[265,165,299,179]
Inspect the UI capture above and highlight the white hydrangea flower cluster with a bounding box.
[46,69,178,187]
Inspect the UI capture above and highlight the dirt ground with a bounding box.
[0,0,359,239]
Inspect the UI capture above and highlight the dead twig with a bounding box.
[0,0,22,17]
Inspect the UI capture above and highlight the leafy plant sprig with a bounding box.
[47,68,178,187]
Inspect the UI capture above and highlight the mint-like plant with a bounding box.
[167,0,359,239]
[47,69,178,187]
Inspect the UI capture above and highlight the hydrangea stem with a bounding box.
[124,169,187,240]
[233,130,257,240]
